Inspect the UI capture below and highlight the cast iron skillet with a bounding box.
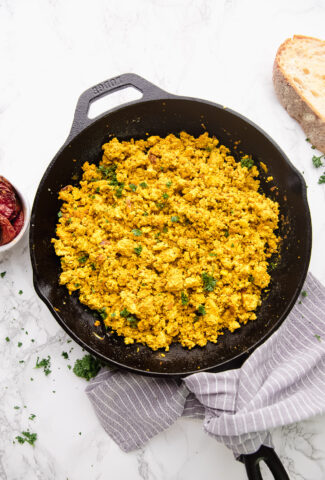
[30,74,311,480]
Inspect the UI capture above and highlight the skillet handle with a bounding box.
[239,446,290,480]
[67,73,169,142]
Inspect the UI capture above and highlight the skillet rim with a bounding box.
[30,92,312,377]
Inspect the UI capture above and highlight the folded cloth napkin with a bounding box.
[86,273,325,456]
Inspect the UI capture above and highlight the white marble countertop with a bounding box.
[1,0,325,479]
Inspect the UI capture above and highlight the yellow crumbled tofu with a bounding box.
[52,132,280,351]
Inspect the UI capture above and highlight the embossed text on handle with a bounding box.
[91,76,122,95]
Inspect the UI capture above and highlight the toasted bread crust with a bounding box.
[273,36,325,153]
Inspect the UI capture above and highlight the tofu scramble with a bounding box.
[52,132,280,351]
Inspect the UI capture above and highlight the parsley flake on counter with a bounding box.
[14,406,20,410]
[312,155,324,168]
[5,337,10,342]
[17,342,22,347]
[315,334,321,342]
[35,356,51,376]
[134,245,143,256]
[181,292,189,306]
[15,430,37,446]
[61,352,69,360]
[202,272,217,292]
[301,290,307,298]
[29,414,36,421]
[18,290,23,295]
[319,174,325,184]
[171,215,179,223]
[132,229,142,236]
[0,271,6,278]
[73,354,101,381]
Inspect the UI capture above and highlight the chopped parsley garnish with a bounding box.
[120,308,138,328]
[5,337,10,342]
[73,354,101,381]
[312,155,324,168]
[115,186,124,197]
[301,290,307,297]
[98,164,122,187]
[132,229,142,236]
[35,356,51,376]
[181,292,189,306]
[15,431,37,446]
[134,245,143,256]
[143,211,149,216]
[202,272,217,292]
[61,352,69,359]
[171,215,179,222]
[18,290,23,295]
[197,304,206,316]
[269,261,278,270]
[248,275,254,283]
[129,183,137,192]
[318,174,325,184]
[90,263,96,271]
[224,229,229,238]
[162,193,169,200]
[240,156,254,169]
[140,182,148,188]
[0,271,6,278]
[29,414,36,421]
[209,253,217,257]
[57,211,63,218]
[18,342,22,347]
[78,254,89,264]
[315,334,321,342]
[156,202,165,209]
[98,307,107,320]
[166,181,172,188]
[162,226,168,233]
[95,187,100,193]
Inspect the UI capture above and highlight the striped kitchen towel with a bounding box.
[86,273,325,456]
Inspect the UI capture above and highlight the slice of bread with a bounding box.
[273,35,325,153]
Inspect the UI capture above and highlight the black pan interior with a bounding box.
[30,97,311,376]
